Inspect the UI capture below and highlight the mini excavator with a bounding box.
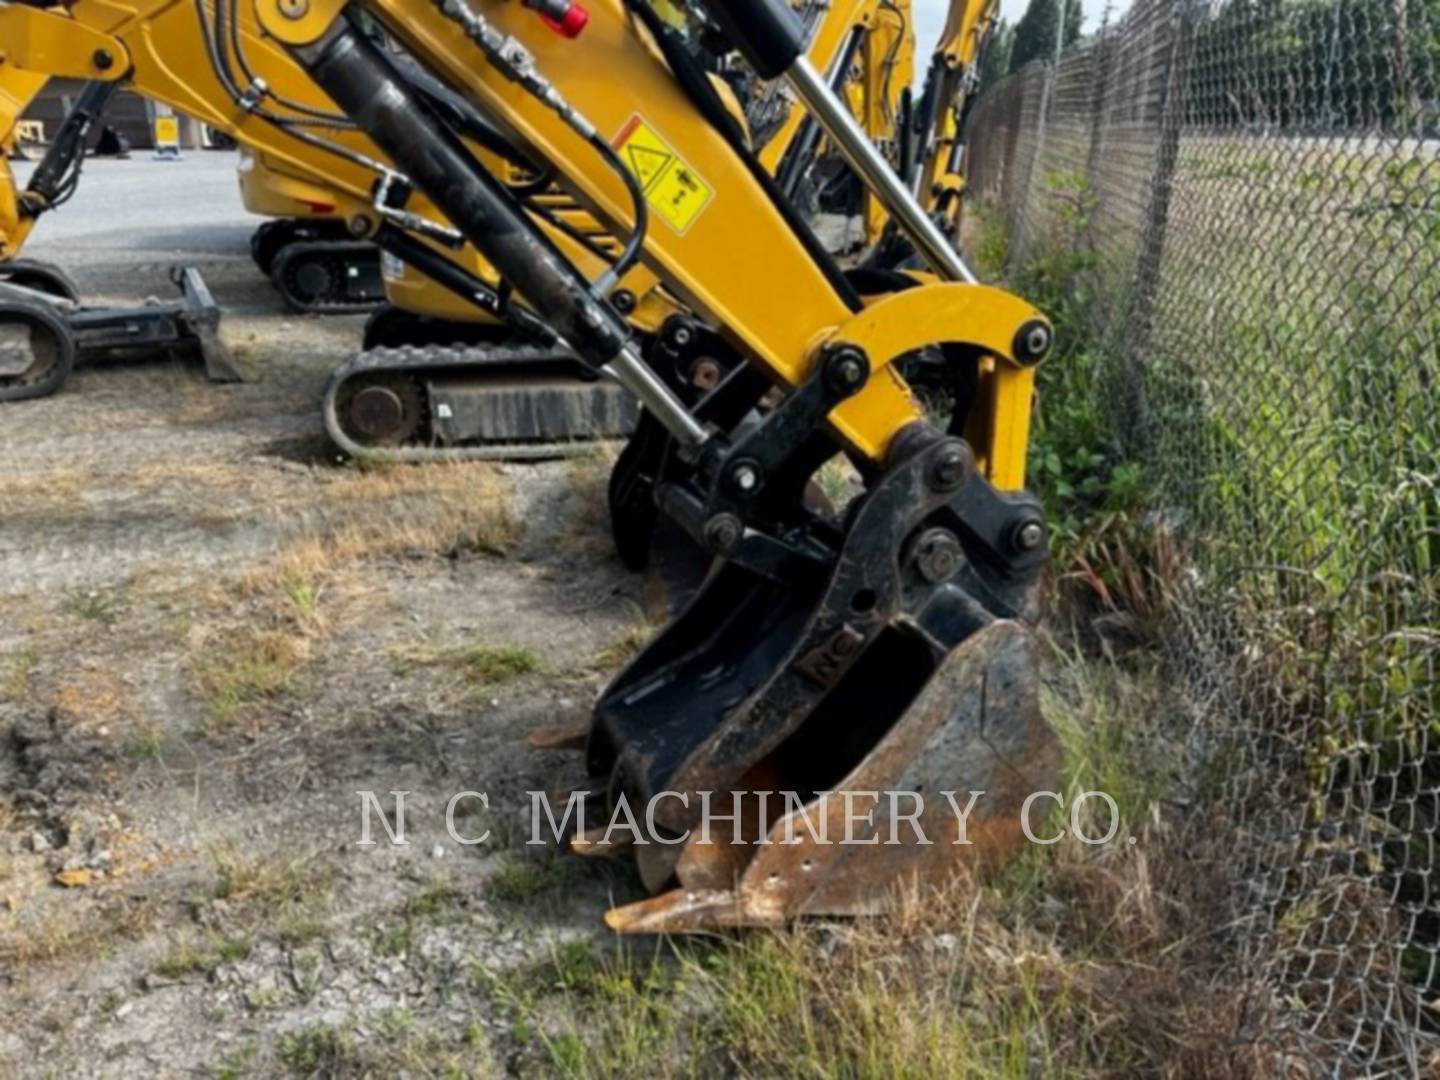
[0,0,1056,930]
[0,71,240,399]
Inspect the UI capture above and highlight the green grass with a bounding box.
[0,646,37,704]
[151,933,252,979]
[391,641,544,689]
[462,645,541,685]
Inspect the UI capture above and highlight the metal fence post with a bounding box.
[1121,0,1199,448]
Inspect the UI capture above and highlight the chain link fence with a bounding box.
[963,0,1439,1073]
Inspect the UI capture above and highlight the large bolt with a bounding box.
[912,528,963,584]
[348,214,373,238]
[672,325,694,348]
[1014,520,1046,552]
[690,359,722,391]
[927,443,972,492]
[823,345,869,398]
[1012,319,1053,365]
[278,0,310,17]
[612,289,636,314]
[727,460,763,497]
[703,513,743,554]
[92,49,115,71]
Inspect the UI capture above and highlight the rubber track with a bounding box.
[322,342,629,462]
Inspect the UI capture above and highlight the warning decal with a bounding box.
[613,115,713,235]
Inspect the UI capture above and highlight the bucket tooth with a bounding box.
[603,887,784,935]
[528,721,591,751]
[570,825,635,859]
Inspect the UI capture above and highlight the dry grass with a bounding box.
[49,667,135,729]
[0,897,158,969]
[0,468,89,519]
[186,461,517,727]
[206,840,337,947]
[585,620,657,674]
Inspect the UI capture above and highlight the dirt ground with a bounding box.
[1,154,653,1076]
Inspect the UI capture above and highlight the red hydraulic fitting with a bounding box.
[523,0,588,37]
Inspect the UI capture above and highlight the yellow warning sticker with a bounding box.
[613,115,713,235]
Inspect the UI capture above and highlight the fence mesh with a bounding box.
[964,0,1439,1073]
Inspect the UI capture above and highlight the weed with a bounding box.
[152,934,251,979]
[190,625,310,728]
[278,1022,349,1077]
[487,854,573,904]
[392,641,542,690]
[0,647,37,704]
[214,1043,258,1080]
[122,721,168,760]
[586,621,657,673]
[464,645,541,685]
[63,587,127,626]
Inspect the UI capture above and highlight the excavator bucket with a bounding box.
[601,619,1054,932]
[554,420,1061,932]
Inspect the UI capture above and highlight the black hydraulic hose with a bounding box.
[221,0,356,126]
[585,131,647,288]
[23,81,121,213]
[622,0,862,311]
[197,0,385,180]
[372,224,557,343]
[294,15,633,367]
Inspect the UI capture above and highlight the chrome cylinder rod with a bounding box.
[785,55,978,284]
[604,344,709,447]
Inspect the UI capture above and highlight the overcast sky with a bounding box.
[912,0,1128,62]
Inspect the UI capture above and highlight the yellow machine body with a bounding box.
[0,62,50,259]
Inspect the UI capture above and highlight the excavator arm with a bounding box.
[911,0,1000,229]
[3,0,1059,931]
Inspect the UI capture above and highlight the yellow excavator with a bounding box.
[0,0,1054,931]
[0,69,240,398]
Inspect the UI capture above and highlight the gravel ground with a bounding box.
[1,152,651,1076]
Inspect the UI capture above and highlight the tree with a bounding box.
[978,19,1016,94]
[1008,0,1083,73]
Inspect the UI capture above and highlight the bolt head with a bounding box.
[673,326,694,347]
[732,466,758,492]
[92,49,114,71]
[928,444,971,492]
[1016,521,1046,551]
[913,528,963,583]
[348,215,373,238]
[703,514,743,553]
[278,0,310,17]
